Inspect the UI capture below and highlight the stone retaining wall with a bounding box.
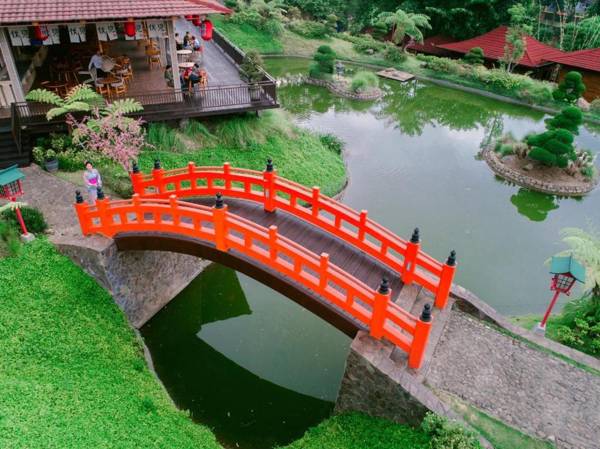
[482,148,598,196]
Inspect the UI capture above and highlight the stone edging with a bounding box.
[450,284,600,373]
[305,77,383,100]
[482,147,599,196]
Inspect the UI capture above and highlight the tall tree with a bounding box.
[502,2,533,72]
[376,8,431,49]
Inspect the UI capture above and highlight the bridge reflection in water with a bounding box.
[141,263,345,449]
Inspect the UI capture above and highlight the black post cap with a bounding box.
[378,277,390,295]
[75,190,84,204]
[215,192,224,209]
[97,187,105,200]
[132,161,140,173]
[266,158,274,172]
[153,159,161,170]
[420,303,432,322]
[447,250,457,266]
[411,227,420,244]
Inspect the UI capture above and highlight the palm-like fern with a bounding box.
[377,9,431,48]
[26,84,104,121]
[103,98,144,116]
[554,227,600,297]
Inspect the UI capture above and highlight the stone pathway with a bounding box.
[426,311,600,449]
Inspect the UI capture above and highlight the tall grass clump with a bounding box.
[351,71,379,93]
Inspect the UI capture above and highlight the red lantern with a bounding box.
[185,15,194,21]
[33,25,48,41]
[200,19,213,41]
[124,20,136,37]
[192,15,201,26]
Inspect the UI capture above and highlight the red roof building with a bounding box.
[0,0,230,25]
[544,48,600,101]
[405,35,455,57]
[437,26,565,68]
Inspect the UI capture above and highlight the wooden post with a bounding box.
[319,253,329,290]
[213,193,228,251]
[152,159,164,194]
[223,162,231,190]
[131,193,142,224]
[269,225,278,261]
[408,304,432,370]
[312,186,320,218]
[402,228,421,285]
[435,251,456,309]
[166,18,182,98]
[95,189,110,236]
[169,194,180,226]
[74,191,91,235]
[370,278,391,339]
[0,28,26,104]
[358,210,368,240]
[130,161,144,195]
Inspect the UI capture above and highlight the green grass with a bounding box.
[212,15,283,54]
[442,393,554,449]
[0,239,221,449]
[142,110,347,197]
[279,413,430,449]
[510,314,561,341]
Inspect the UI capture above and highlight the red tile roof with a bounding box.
[0,0,230,25]
[438,26,565,68]
[406,35,455,56]
[543,48,600,73]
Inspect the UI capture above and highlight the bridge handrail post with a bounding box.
[358,210,368,240]
[187,161,196,192]
[263,159,277,213]
[152,160,164,195]
[408,304,432,369]
[370,278,391,339]
[434,251,456,309]
[223,162,231,190]
[74,191,91,236]
[130,161,144,195]
[169,195,180,227]
[311,187,320,218]
[268,225,278,261]
[319,253,329,290]
[401,228,421,285]
[213,197,229,252]
[95,192,110,236]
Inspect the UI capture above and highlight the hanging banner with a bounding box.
[43,25,61,45]
[68,24,87,43]
[7,27,30,46]
[96,22,118,41]
[125,22,145,40]
[146,20,167,39]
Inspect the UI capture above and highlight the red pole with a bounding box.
[540,290,561,329]
[10,197,28,235]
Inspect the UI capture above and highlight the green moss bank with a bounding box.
[0,239,221,449]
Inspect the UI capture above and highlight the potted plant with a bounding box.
[240,50,265,102]
[32,146,58,173]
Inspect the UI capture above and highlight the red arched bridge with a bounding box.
[74,160,457,369]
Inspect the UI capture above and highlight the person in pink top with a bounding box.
[83,161,102,204]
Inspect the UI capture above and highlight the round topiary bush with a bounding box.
[350,71,379,93]
[553,71,586,103]
[463,46,485,65]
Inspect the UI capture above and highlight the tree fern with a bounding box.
[104,98,144,116]
[46,107,69,121]
[25,89,63,106]
[65,85,103,105]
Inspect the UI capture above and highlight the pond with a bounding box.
[142,57,600,449]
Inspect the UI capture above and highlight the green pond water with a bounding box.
[141,57,600,449]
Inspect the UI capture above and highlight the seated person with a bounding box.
[183,32,192,49]
[192,36,202,52]
[175,33,183,51]
[164,65,174,88]
[88,50,108,78]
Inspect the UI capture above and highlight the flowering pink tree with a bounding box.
[67,109,146,170]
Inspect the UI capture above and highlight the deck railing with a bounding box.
[74,192,433,369]
[131,162,457,309]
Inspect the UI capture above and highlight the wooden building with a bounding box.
[0,0,279,167]
[545,49,600,102]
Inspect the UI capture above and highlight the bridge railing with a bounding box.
[130,161,457,309]
[73,192,433,369]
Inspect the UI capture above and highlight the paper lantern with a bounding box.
[192,15,202,26]
[200,20,213,41]
[124,20,136,37]
[185,15,194,21]
[33,25,48,41]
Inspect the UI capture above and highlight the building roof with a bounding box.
[0,164,25,186]
[543,48,600,73]
[550,255,586,283]
[0,0,230,25]
[438,26,565,68]
[406,35,455,56]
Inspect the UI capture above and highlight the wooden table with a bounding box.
[177,49,192,62]
[96,76,121,97]
[179,62,195,70]
[42,81,69,97]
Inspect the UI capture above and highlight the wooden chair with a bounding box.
[110,78,127,96]
[95,79,110,97]
[149,54,161,70]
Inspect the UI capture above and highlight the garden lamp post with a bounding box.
[0,164,34,242]
[536,255,585,335]
[335,61,345,80]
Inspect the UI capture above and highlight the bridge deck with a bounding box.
[189,197,405,302]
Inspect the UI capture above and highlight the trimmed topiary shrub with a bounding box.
[553,71,586,103]
[463,47,484,65]
[384,44,407,63]
[350,71,379,93]
[545,106,584,134]
[310,45,336,79]
[1,206,48,234]
[527,128,577,167]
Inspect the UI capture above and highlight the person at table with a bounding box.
[183,32,192,49]
[175,33,183,51]
[191,35,203,52]
[164,64,174,88]
[88,50,108,78]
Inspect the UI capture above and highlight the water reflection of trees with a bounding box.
[510,188,560,222]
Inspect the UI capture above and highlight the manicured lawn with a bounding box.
[0,239,221,449]
[280,413,430,449]
[212,16,283,54]
[142,111,347,197]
